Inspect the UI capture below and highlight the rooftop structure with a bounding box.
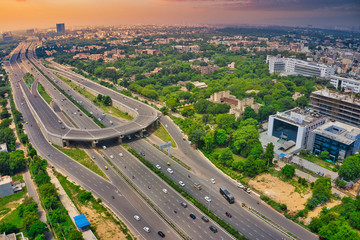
[0,176,13,198]
[173,45,200,52]
[310,89,360,127]
[307,121,360,161]
[267,107,328,149]
[74,214,90,229]
[0,232,28,240]
[0,143,7,152]
[267,55,335,78]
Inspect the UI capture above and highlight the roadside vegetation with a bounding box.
[23,73,34,90]
[56,172,134,240]
[149,122,176,147]
[55,73,133,121]
[52,144,108,180]
[38,83,52,104]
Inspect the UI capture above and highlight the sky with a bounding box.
[0,0,359,31]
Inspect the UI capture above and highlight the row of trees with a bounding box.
[29,156,83,240]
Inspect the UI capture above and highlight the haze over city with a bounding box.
[1,0,359,31]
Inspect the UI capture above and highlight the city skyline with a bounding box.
[1,0,359,32]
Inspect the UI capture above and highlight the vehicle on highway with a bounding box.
[201,216,209,222]
[225,212,232,218]
[104,166,108,170]
[209,225,218,233]
[143,227,150,233]
[220,187,235,204]
[167,168,173,174]
[102,145,107,150]
[162,188,168,194]
[244,187,251,193]
[158,231,165,238]
[237,183,244,189]
[193,182,201,190]
[156,164,161,170]
[210,178,216,184]
[205,196,211,202]
[134,215,140,221]
[179,181,185,187]
[189,214,196,219]
[110,155,114,159]
[181,202,187,208]
[119,153,123,157]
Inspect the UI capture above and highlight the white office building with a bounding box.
[329,75,360,93]
[267,56,335,78]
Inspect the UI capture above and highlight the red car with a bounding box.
[225,212,232,218]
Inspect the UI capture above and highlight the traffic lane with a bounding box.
[128,139,288,240]
[160,116,317,240]
[9,54,181,240]
[101,144,233,240]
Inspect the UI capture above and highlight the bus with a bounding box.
[220,187,234,204]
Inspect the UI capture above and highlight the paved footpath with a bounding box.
[47,169,97,240]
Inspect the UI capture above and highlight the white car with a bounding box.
[237,183,244,189]
[167,168,173,174]
[91,155,95,159]
[205,196,211,202]
[110,155,114,159]
[119,153,123,157]
[162,188,168,194]
[102,146,107,150]
[143,227,150,233]
[210,178,216,184]
[156,164,161,170]
[179,181,185,187]
[134,215,140,221]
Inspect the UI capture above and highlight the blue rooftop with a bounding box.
[74,214,90,228]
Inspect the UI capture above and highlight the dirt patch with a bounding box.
[304,200,341,224]
[79,205,128,240]
[0,198,24,221]
[249,174,312,212]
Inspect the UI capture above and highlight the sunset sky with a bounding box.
[1,0,359,31]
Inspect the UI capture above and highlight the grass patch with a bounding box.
[0,191,26,208]
[299,154,336,172]
[38,83,52,104]
[55,73,133,121]
[23,73,34,90]
[56,172,134,240]
[12,174,24,182]
[0,206,23,228]
[150,123,176,147]
[53,144,109,180]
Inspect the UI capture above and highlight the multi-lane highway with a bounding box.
[6,41,319,240]
[5,42,182,240]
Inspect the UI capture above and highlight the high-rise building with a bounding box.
[267,55,335,78]
[56,23,65,34]
[310,89,360,127]
[2,32,13,41]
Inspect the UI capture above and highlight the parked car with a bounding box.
[179,181,185,187]
[167,168,173,174]
[162,189,168,194]
[134,215,140,221]
[205,196,211,202]
[210,178,216,184]
[110,155,114,159]
[143,227,150,233]
[189,214,196,219]
[156,164,161,170]
[225,212,232,218]
[237,183,244,188]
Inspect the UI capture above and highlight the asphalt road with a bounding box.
[6,43,182,240]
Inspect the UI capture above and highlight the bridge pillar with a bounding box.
[62,140,70,147]
[118,135,124,144]
[91,140,98,148]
